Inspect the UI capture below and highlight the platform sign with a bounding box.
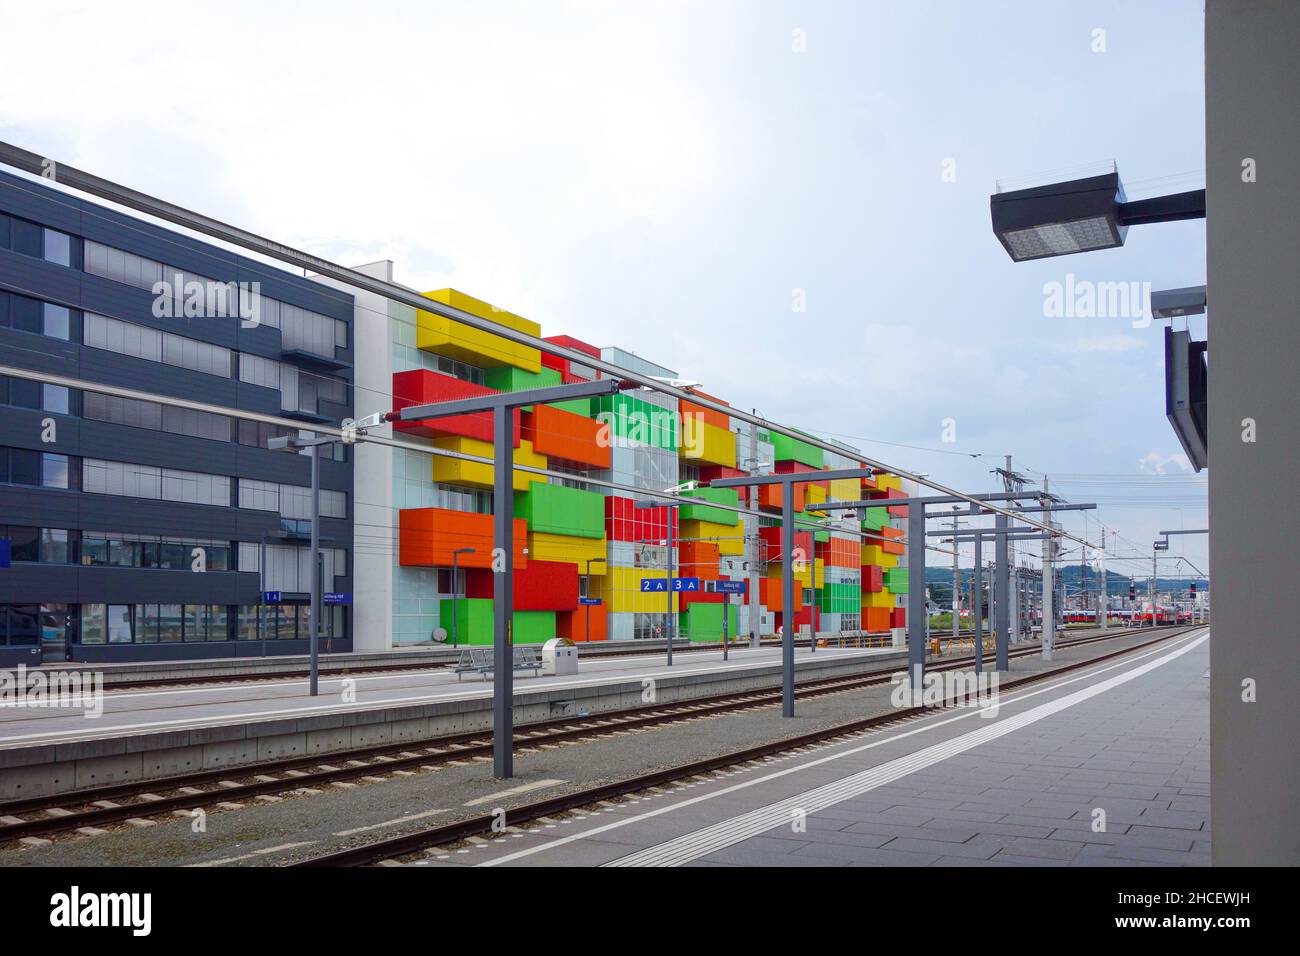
[0,539,10,569]
[579,597,602,606]
[640,577,700,593]
[712,580,746,595]
[324,592,352,605]
[262,590,281,603]
[1153,540,1169,551]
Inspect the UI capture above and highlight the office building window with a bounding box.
[78,531,229,571]
[434,353,486,385]
[42,453,70,489]
[2,604,39,646]
[43,228,72,267]
[0,376,72,414]
[0,447,75,489]
[83,312,232,378]
[82,391,232,442]
[107,604,132,644]
[0,292,78,341]
[4,525,39,562]
[237,605,260,641]
[235,420,346,461]
[83,240,165,292]
[39,529,69,563]
[279,300,347,357]
[238,478,346,519]
[9,217,42,257]
[82,458,231,506]
[42,303,70,340]
[80,604,106,645]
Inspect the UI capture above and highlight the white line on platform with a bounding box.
[334,809,451,836]
[607,633,1209,866]
[186,841,316,867]
[0,648,890,747]
[464,779,566,807]
[100,643,791,701]
[477,630,1208,867]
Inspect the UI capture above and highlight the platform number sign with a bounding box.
[640,577,700,593]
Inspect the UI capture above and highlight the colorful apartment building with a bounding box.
[340,263,911,649]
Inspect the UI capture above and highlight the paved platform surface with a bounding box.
[421,628,1209,868]
[0,643,898,748]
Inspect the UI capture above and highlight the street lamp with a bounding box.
[990,168,1205,262]
[584,557,606,642]
[450,547,476,648]
[634,499,679,666]
[268,431,348,697]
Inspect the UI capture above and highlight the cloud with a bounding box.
[1138,451,1193,475]
[1052,335,1145,354]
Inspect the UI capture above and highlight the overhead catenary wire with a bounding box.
[0,144,1100,550]
[0,360,968,559]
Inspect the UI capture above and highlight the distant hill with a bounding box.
[923,565,1207,598]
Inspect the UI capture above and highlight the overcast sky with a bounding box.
[0,0,1209,576]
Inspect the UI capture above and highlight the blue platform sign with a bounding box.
[579,597,602,606]
[640,577,700,593]
[324,592,352,605]
[0,539,10,569]
[714,580,746,595]
[262,590,281,603]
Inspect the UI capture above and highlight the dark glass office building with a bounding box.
[0,170,354,664]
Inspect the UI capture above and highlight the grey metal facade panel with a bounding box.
[0,563,247,605]
[0,487,82,527]
[74,496,241,538]
[0,174,82,233]
[0,248,83,307]
[77,422,240,474]
[77,348,240,406]
[0,405,80,453]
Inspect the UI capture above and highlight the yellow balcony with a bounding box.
[681,518,744,555]
[680,417,736,468]
[416,288,542,373]
[528,532,609,571]
[431,436,547,491]
[862,589,895,609]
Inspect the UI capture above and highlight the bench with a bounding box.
[453,645,544,681]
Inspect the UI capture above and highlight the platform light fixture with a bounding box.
[991,169,1206,262]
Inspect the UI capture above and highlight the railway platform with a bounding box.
[418,628,1210,867]
[0,643,905,799]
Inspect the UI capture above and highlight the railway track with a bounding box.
[0,625,1188,845]
[49,624,1123,692]
[291,625,1204,867]
[69,635,827,692]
